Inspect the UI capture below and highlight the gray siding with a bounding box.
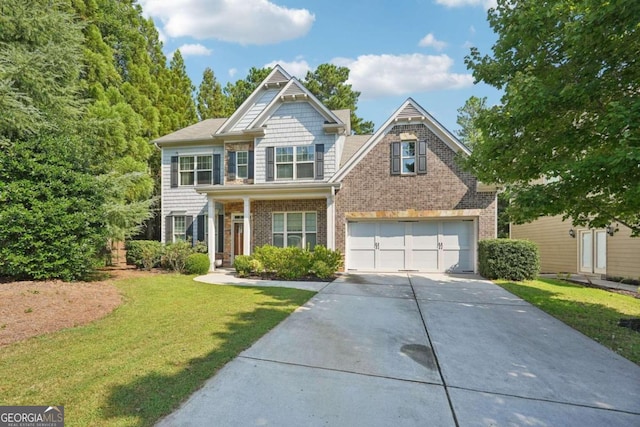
[232,89,280,131]
[254,102,337,183]
[161,145,224,243]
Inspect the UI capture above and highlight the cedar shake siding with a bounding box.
[335,123,497,256]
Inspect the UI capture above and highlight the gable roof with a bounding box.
[153,118,227,146]
[330,98,471,182]
[247,78,346,131]
[216,65,292,135]
[340,134,371,167]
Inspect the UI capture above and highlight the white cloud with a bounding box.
[418,33,447,51]
[332,54,473,99]
[228,68,238,78]
[435,0,496,8]
[139,0,315,45]
[177,43,212,57]
[263,59,311,79]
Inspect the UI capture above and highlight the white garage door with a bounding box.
[347,220,474,272]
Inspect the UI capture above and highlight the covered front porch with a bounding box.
[197,183,340,271]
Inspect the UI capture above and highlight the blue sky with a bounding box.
[139,0,501,133]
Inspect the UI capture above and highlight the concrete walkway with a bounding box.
[159,273,640,426]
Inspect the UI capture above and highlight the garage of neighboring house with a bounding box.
[346,219,475,273]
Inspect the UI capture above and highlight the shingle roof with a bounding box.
[340,134,371,167]
[332,109,351,134]
[153,118,227,144]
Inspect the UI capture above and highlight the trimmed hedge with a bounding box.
[185,253,210,275]
[478,239,540,281]
[233,245,342,280]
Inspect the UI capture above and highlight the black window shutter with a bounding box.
[165,216,173,243]
[391,142,401,175]
[227,151,236,180]
[417,140,427,174]
[213,154,221,184]
[186,216,194,245]
[197,214,205,242]
[248,151,254,179]
[170,156,179,187]
[315,144,324,180]
[217,214,224,252]
[266,147,275,181]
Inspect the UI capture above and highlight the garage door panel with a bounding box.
[411,249,439,271]
[379,250,406,270]
[347,220,475,272]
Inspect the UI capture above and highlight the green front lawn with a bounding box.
[496,278,640,365]
[0,274,314,426]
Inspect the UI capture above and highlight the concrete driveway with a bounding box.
[158,274,640,426]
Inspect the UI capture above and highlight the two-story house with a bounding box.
[153,66,497,273]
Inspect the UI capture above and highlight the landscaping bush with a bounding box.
[126,240,163,270]
[185,253,210,275]
[163,241,193,273]
[233,255,252,277]
[236,245,342,280]
[478,239,539,281]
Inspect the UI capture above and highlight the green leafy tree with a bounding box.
[166,49,197,129]
[197,67,230,120]
[0,135,107,281]
[304,64,374,135]
[464,0,640,235]
[456,96,486,151]
[0,0,85,142]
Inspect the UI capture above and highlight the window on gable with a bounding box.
[236,151,248,179]
[401,141,415,174]
[179,155,213,186]
[273,212,317,249]
[275,146,315,180]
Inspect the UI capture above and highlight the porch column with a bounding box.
[243,196,251,256]
[207,196,216,271]
[326,188,336,250]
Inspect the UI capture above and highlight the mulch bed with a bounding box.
[0,267,153,347]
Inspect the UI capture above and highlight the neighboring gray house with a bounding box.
[153,65,497,272]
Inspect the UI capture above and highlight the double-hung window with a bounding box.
[236,151,248,179]
[401,141,415,174]
[273,212,317,249]
[179,155,213,185]
[173,216,187,242]
[275,146,315,180]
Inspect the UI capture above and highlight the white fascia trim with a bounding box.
[195,182,341,201]
[247,78,345,131]
[330,98,471,183]
[216,65,292,135]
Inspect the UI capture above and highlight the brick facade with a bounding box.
[334,123,497,255]
[220,198,327,266]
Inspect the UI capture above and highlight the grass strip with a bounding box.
[0,274,314,426]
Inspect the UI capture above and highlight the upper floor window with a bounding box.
[179,155,212,186]
[276,146,315,180]
[401,141,415,174]
[236,151,248,179]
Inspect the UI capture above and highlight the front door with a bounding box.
[234,223,244,257]
[579,229,606,274]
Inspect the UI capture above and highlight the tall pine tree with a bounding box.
[197,67,229,120]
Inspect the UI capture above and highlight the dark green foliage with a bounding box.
[125,240,163,270]
[303,64,374,135]
[478,239,540,281]
[197,67,230,120]
[0,136,107,281]
[185,253,210,275]
[464,0,640,235]
[234,245,342,280]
